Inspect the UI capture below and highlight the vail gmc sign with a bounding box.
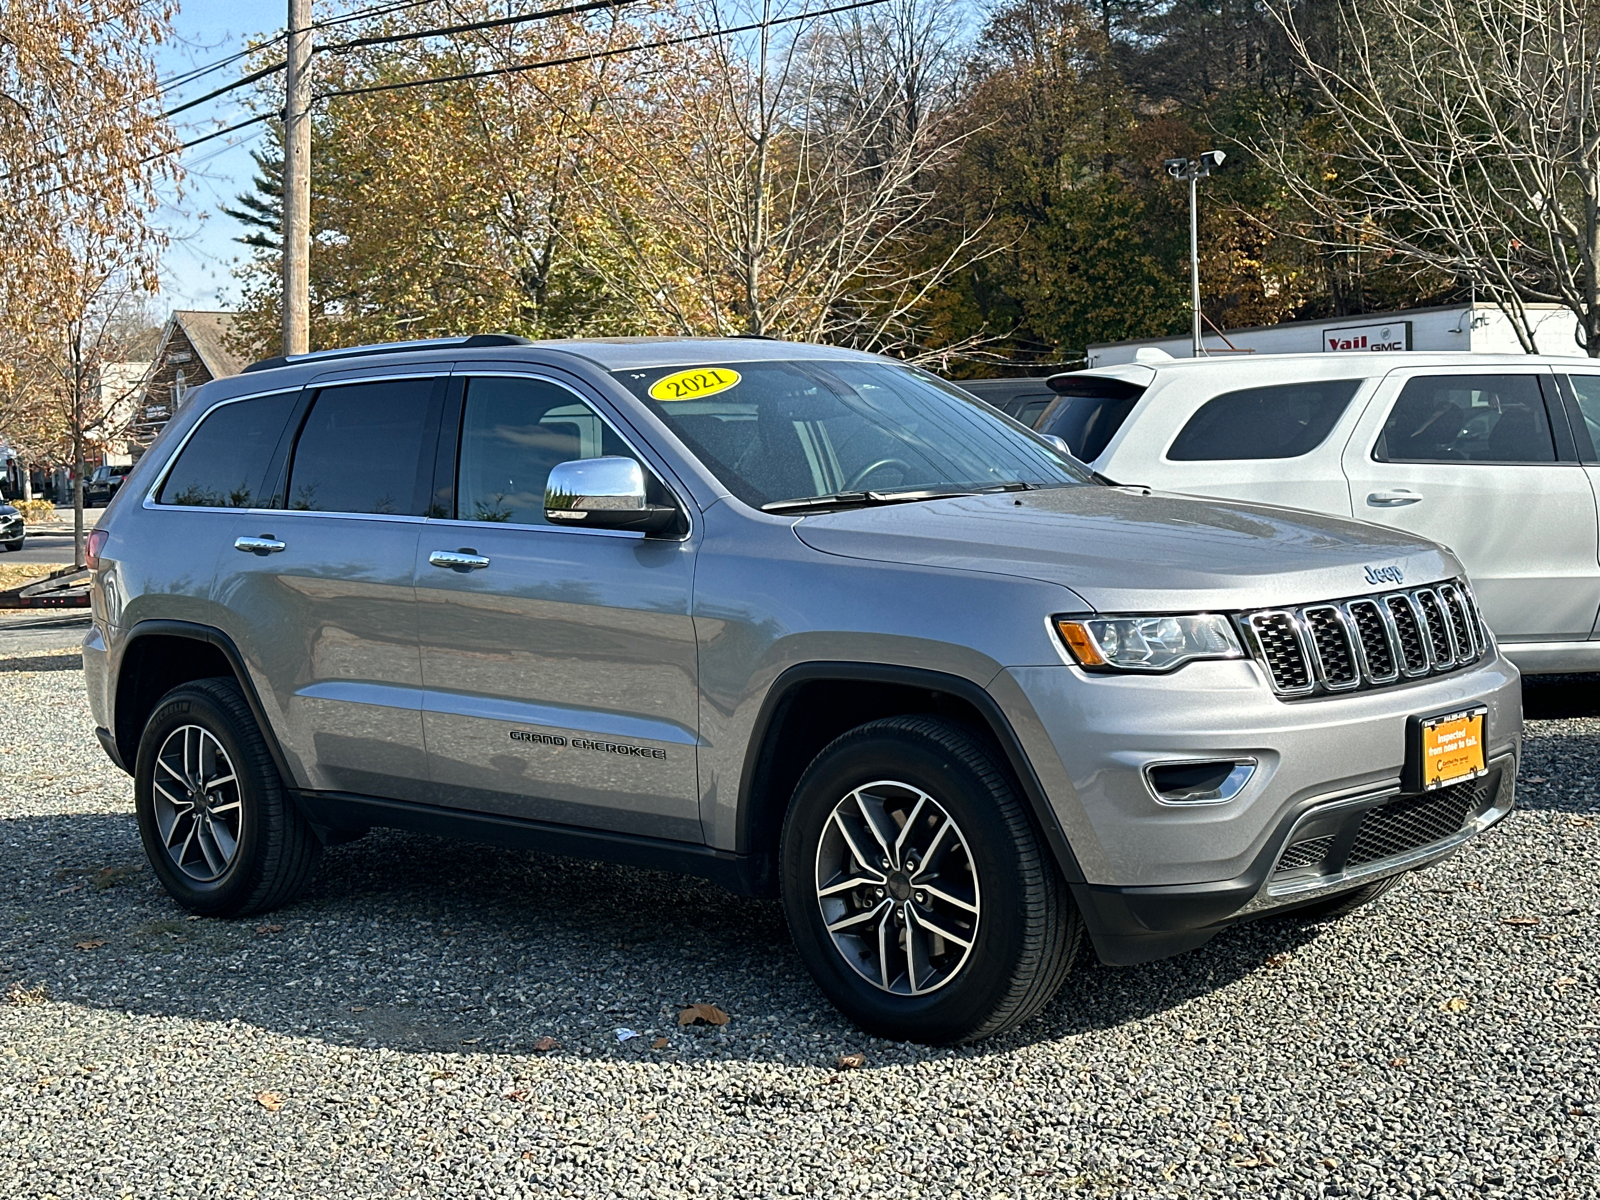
[1324,320,1412,352]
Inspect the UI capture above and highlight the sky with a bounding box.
[152,0,290,314]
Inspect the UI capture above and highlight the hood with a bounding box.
[791,486,1460,613]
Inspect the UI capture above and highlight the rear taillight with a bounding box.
[86,528,109,569]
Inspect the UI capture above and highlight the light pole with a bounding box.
[1164,151,1226,358]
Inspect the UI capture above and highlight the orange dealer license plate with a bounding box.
[1411,707,1488,791]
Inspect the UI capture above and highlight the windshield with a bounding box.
[613,358,1093,509]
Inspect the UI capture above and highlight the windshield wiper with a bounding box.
[761,481,1035,513]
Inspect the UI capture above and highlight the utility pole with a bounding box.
[1164,150,1226,358]
[282,0,313,356]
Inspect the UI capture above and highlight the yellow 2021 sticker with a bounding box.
[648,367,741,401]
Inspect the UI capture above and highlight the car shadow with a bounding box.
[1522,673,1600,720]
[2,812,1333,1060]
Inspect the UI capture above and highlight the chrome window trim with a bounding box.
[447,368,696,544]
[422,515,645,541]
[142,386,304,510]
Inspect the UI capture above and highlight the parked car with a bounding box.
[82,335,1519,1044]
[0,503,22,552]
[1045,351,1600,675]
[86,464,128,507]
[951,376,1059,428]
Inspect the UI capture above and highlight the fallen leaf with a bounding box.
[349,1006,367,1013]
[652,1037,670,1050]
[504,1088,532,1102]
[1389,1056,1410,1067]
[185,915,203,922]
[836,1052,866,1069]
[678,1003,730,1027]
[56,884,83,895]
[73,940,106,951]
[532,1036,557,1052]
[255,924,283,934]
[1230,1158,1263,1168]
[1264,953,1291,969]
[1440,996,1470,1013]
[1319,1158,1339,1170]
[1555,977,1579,988]
[256,1091,283,1111]
[1501,916,1541,926]
[5,982,48,1007]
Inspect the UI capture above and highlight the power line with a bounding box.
[323,0,640,52]
[317,0,892,101]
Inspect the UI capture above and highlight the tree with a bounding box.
[1265,0,1600,354]
[0,0,178,562]
[574,0,988,354]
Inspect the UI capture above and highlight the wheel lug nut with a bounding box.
[874,887,885,898]
[914,891,926,904]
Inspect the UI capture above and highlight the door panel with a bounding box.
[1343,370,1600,642]
[211,374,442,798]
[217,513,428,797]
[1554,371,1600,637]
[415,373,700,840]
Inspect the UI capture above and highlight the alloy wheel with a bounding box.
[813,780,981,995]
[151,725,244,882]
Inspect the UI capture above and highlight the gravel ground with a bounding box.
[0,640,1595,1199]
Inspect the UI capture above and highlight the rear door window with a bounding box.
[1562,373,1600,460]
[157,392,297,508]
[1037,377,1146,461]
[1166,379,1364,461]
[1375,374,1556,464]
[287,379,438,514]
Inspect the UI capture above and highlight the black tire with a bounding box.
[779,716,1081,1045]
[1292,874,1402,924]
[1,538,19,552]
[134,678,320,917]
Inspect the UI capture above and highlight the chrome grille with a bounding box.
[1241,581,1486,698]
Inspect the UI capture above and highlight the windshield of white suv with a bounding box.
[613,358,1094,509]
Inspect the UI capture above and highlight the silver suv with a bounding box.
[83,336,1521,1044]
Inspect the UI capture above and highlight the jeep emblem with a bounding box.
[1364,564,1404,586]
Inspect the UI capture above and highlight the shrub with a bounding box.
[10,499,55,522]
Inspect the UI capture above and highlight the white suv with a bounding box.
[1042,351,1600,674]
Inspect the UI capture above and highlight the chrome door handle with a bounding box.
[234,535,286,554]
[429,548,490,571]
[1367,490,1422,507]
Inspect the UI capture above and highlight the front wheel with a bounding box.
[134,678,320,916]
[1,538,19,552]
[780,716,1080,1044]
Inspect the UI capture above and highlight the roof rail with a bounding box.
[241,333,534,374]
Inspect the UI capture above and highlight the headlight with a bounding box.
[1055,613,1244,673]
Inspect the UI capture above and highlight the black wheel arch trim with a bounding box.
[736,661,1090,888]
[116,619,298,790]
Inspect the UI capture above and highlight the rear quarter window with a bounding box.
[157,392,298,508]
[1166,379,1364,461]
[1037,376,1147,461]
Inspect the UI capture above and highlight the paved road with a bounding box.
[0,650,1595,1198]
[4,512,103,566]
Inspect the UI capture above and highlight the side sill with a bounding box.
[290,790,769,897]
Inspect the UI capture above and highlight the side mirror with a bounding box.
[545,456,677,534]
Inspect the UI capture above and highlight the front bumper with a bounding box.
[991,651,1521,964]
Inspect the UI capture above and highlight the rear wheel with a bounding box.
[1292,874,1402,924]
[134,678,320,916]
[780,716,1080,1044]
